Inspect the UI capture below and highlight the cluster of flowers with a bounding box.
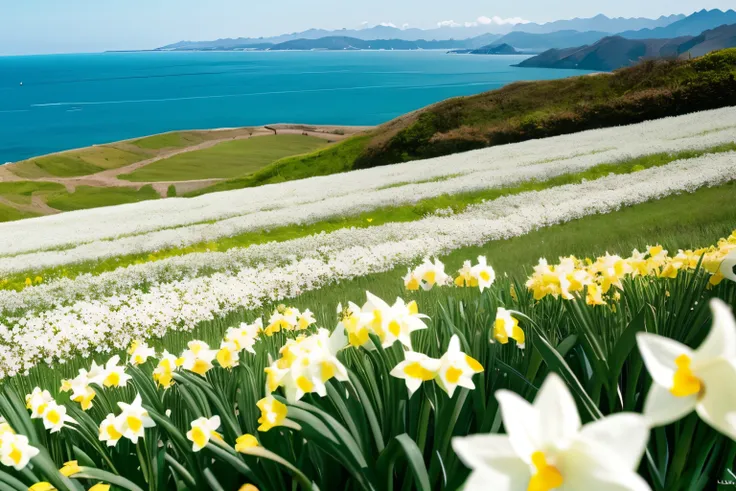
[5,284,736,491]
[526,231,736,304]
[3,107,735,275]
[1,152,735,377]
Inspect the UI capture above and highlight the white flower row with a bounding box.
[1,107,735,263]
[1,151,734,377]
[2,116,735,275]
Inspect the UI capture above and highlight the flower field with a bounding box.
[0,108,735,490]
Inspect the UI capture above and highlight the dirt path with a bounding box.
[0,124,370,215]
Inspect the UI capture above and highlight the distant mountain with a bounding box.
[517,23,736,71]
[157,14,683,51]
[490,30,611,50]
[267,36,472,51]
[618,9,736,39]
[510,14,683,34]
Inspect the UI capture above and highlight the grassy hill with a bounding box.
[191,48,736,196]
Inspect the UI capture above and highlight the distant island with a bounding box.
[448,44,522,55]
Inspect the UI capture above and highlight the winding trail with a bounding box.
[0,124,370,210]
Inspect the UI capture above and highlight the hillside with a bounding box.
[267,36,470,51]
[449,43,521,55]
[517,24,736,70]
[192,48,736,194]
[489,30,612,50]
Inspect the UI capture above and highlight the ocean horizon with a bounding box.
[0,51,592,163]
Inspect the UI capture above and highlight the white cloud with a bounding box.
[463,15,531,27]
[436,20,461,28]
[379,22,397,28]
[401,23,410,30]
[361,21,369,26]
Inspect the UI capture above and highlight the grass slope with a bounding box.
[45,185,160,212]
[193,49,736,196]
[189,135,371,195]
[3,144,733,288]
[11,146,150,178]
[120,134,328,182]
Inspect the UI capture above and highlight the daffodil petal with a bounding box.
[637,333,692,388]
[695,359,736,440]
[534,373,581,445]
[451,434,530,491]
[694,299,736,363]
[495,389,540,462]
[562,440,652,491]
[578,413,649,470]
[643,383,696,427]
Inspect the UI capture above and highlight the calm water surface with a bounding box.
[0,51,591,162]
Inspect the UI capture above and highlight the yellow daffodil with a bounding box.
[264,305,300,335]
[470,256,495,292]
[256,396,288,432]
[296,309,317,330]
[59,460,81,477]
[153,350,179,388]
[493,308,525,349]
[225,320,262,353]
[586,283,606,306]
[337,301,370,348]
[128,340,156,365]
[186,416,222,452]
[41,402,74,434]
[115,394,155,443]
[102,355,131,388]
[99,414,123,447]
[25,387,54,419]
[89,484,111,491]
[591,253,631,293]
[216,340,240,369]
[29,483,55,491]
[454,260,479,288]
[238,485,259,491]
[235,434,259,453]
[390,351,441,396]
[0,433,39,470]
[435,335,484,397]
[404,268,421,290]
[359,292,429,350]
[180,340,217,377]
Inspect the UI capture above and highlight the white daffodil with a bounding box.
[99,414,123,447]
[470,256,496,292]
[153,350,179,388]
[454,260,478,288]
[128,340,156,366]
[115,394,155,444]
[360,292,428,350]
[186,416,222,452]
[637,299,736,439]
[67,372,96,411]
[265,328,349,402]
[493,308,525,349]
[264,305,300,335]
[180,340,218,377]
[25,388,54,419]
[452,374,651,491]
[297,309,317,330]
[390,351,441,396]
[0,433,39,470]
[84,361,107,387]
[102,355,132,388]
[41,402,74,434]
[721,248,736,283]
[408,257,449,291]
[216,340,240,369]
[225,320,261,354]
[436,335,484,398]
[338,301,371,348]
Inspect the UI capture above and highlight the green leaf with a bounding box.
[73,468,146,491]
[377,434,430,491]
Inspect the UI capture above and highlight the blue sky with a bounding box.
[1,0,733,55]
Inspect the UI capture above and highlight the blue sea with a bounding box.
[0,51,590,163]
